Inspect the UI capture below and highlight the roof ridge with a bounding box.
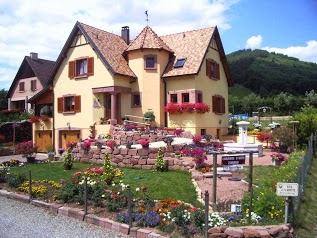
[160,26,215,37]
[25,56,55,63]
[79,22,121,38]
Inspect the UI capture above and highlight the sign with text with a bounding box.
[223,165,244,171]
[276,183,299,197]
[221,155,246,165]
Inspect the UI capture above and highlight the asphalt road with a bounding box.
[0,196,131,238]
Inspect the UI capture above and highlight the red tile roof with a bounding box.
[80,23,136,77]
[126,26,173,53]
[161,27,215,77]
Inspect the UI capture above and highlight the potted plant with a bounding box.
[202,134,212,142]
[174,129,184,137]
[270,153,286,166]
[58,148,65,156]
[125,141,133,149]
[95,141,104,149]
[106,140,116,149]
[63,148,74,170]
[192,135,202,145]
[139,139,149,148]
[163,137,174,146]
[81,140,91,154]
[15,140,38,163]
[46,144,55,162]
[100,117,107,124]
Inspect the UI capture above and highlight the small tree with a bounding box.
[102,154,115,184]
[256,131,272,148]
[155,147,168,172]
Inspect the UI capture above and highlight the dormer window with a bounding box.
[144,55,157,70]
[174,58,186,68]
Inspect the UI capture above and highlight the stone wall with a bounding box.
[208,224,295,238]
[71,144,195,171]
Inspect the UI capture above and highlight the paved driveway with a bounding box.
[0,196,131,238]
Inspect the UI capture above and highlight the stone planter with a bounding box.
[271,159,281,166]
[27,157,36,163]
[63,164,72,170]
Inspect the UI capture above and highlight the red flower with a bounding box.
[164,103,182,114]
[194,103,210,113]
[139,139,149,147]
[141,185,148,191]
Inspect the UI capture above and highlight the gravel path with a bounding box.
[0,196,131,238]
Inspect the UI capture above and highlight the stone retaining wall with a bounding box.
[72,144,195,170]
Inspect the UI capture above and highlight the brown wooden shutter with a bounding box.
[19,82,25,91]
[74,95,81,112]
[212,96,217,112]
[87,57,94,76]
[68,61,75,78]
[206,59,211,78]
[57,97,63,113]
[221,97,225,114]
[216,63,220,80]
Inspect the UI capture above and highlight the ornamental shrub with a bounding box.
[155,147,168,172]
[15,140,38,157]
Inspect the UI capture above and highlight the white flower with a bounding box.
[136,187,140,192]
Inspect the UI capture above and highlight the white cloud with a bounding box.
[245,35,263,49]
[0,0,239,90]
[263,40,317,63]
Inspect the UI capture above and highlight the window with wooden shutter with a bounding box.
[87,57,94,76]
[212,96,217,112]
[206,58,220,80]
[57,97,63,113]
[19,82,25,92]
[31,80,37,91]
[221,97,225,113]
[206,59,211,78]
[69,61,75,78]
[74,95,81,112]
[212,95,225,114]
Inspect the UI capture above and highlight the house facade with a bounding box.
[47,22,232,150]
[7,53,55,113]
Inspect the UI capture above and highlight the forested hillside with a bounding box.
[227,49,317,97]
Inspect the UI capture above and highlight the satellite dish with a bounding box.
[29,108,35,115]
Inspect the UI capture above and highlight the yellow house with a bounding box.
[47,21,232,150]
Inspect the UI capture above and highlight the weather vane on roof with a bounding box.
[145,10,149,25]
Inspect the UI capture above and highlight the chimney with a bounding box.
[30,52,38,61]
[121,26,130,45]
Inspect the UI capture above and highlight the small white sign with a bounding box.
[231,204,242,212]
[223,165,244,171]
[276,183,299,197]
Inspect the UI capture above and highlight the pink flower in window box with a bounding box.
[194,103,210,113]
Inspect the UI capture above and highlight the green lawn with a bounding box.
[9,162,201,207]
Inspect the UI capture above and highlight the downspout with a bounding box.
[51,84,55,152]
[163,77,168,128]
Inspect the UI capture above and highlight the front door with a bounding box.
[35,130,52,152]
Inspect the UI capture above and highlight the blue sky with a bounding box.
[0,0,316,90]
